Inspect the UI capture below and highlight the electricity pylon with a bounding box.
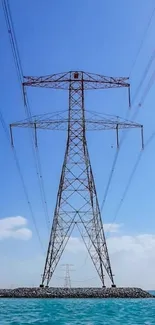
[61,264,74,288]
[10,71,143,288]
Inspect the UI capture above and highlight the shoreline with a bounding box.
[0,287,154,299]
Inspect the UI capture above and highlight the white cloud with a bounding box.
[64,227,155,289]
[104,223,122,233]
[66,223,122,253]
[66,236,87,253]
[107,233,155,289]
[108,234,155,254]
[0,216,32,240]
[0,222,155,289]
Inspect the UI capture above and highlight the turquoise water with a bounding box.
[0,298,155,324]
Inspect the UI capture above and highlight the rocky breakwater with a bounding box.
[0,287,153,298]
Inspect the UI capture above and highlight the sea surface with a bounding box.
[0,294,155,325]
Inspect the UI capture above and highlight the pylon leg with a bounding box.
[41,205,75,286]
[41,140,115,287]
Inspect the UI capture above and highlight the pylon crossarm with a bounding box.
[10,118,143,149]
[23,71,131,108]
[9,119,68,147]
[10,110,68,128]
[10,119,68,130]
[23,71,130,90]
[85,119,141,130]
[85,110,141,130]
[10,119,139,130]
[85,119,143,149]
[10,108,143,144]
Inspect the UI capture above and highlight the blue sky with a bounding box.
[1,0,155,288]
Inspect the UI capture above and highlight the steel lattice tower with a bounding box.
[61,264,74,288]
[10,71,143,288]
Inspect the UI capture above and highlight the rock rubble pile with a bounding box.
[0,287,153,298]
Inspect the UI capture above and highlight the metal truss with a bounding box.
[10,110,143,149]
[61,264,74,288]
[11,71,143,287]
[23,71,130,90]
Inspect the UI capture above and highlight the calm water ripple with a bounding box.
[0,298,155,324]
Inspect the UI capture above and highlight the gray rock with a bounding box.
[0,287,154,298]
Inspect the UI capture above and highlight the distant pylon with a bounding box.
[61,264,74,288]
[10,71,144,288]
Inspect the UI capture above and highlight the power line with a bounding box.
[77,253,89,270]
[99,4,155,218]
[101,5,155,216]
[2,0,23,84]
[145,130,155,147]
[2,0,50,232]
[129,5,155,77]
[100,52,154,215]
[106,128,155,237]
[113,151,143,223]
[108,51,155,213]
[131,50,155,106]
[100,104,141,224]
[106,151,142,237]
[0,109,45,253]
[101,55,155,215]
[100,107,141,214]
[101,149,119,213]
[138,68,155,107]
[53,274,97,283]
[103,111,142,233]
[116,51,155,150]
[104,92,153,235]
[107,53,155,227]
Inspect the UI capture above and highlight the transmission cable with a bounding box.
[131,50,155,106]
[105,151,142,237]
[53,274,97,282]
[76,253,89,270]
[138,68,155,107]
[104,85,155,235]
[100,50,155,214]
[129,5,155,78]
[109,59,155,226]
[113,151,142,223]
[100,149,119,212]
[2,0,50,231]
[101,5,155,214]
[0,109,45,253]
[100,106,132,214]
[106,129,155,237]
